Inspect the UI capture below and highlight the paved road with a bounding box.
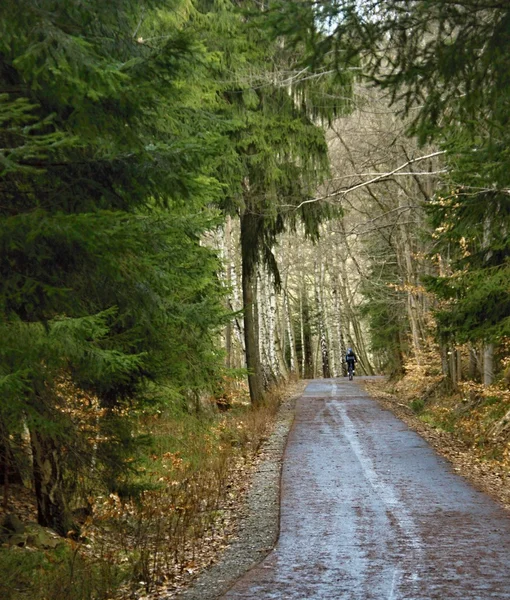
[221,379,510,599]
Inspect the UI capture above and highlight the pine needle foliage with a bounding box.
[188,0,355,401]
[0,0,231,532]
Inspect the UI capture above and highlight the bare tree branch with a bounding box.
[287,150,447,211]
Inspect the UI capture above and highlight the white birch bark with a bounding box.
[332,278,347,377]
[284,290,297,373]
[320,262,337,376]
[300,290,306,378]
[314,260,331,378]
[267,272,279,379]
[256,269,268,380]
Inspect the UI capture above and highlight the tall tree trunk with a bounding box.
[284,289,298,374]
[273,289,289,380]
[483,343,495,386]
[449,348,458,389]
[332,281,347,377]
[301,287,314,378]
[266,270,281,381]
[257,270,270,385]
[229,252,245,361]
[318,256,337,376]
[29,427,72,536]
[224,216,233,369]
[337,259,375,375]
[468,344,479,380]
[314,261,331,378]
[456,348,463,383]
[241,212,265,403]
[300,291,306,378]
[397,190,423,365]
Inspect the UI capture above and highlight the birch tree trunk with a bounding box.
[301,287,314,378]
[300,291,306,378]
[468,345,479,380]
[397,190,423,364]
[284,289,298,374]
[332,282,348,377]
[256,269,272,388]
[224,216,233,369]
[314,260,331,378]
[318,254,338,376]
[229,245,245,357]
[267,271,281,381]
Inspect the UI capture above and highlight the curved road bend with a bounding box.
[221,378,510,599]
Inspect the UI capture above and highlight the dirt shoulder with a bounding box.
[365,380,510,511]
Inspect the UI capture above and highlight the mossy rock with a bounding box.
[3,522,66,549]
[25,524,65,549]
[0,514,25,543]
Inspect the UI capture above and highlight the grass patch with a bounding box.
[0,544,126,600]
[410,398,425,414]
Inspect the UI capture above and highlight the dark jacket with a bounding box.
[345,350,357,364]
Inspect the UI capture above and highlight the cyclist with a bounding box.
[345,348,357,379]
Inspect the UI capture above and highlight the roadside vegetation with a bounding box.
[1,0,509,598]
[0,380,286,600]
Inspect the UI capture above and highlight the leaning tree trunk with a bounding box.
[241,211,265,404]
[397,189,423,365]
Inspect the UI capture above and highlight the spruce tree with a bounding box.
[192,0,352,401]
[0,0,229,532]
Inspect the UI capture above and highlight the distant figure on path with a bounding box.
[345,347,357,378]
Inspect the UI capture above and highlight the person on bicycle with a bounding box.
[345,348,357,376]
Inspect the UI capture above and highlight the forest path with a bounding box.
[220,378,510,599]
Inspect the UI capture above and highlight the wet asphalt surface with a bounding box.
[221,378,510,599]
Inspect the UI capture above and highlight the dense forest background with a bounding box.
[1,0,509,598]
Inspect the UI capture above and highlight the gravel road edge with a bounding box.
[173,386,302,600]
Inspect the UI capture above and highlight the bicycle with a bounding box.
[347,363,355,380]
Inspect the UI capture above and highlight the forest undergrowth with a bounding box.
[0,379,291,600]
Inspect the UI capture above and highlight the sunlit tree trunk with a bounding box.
[314,261,331,378]
[397,189,423,364]
[299,291,306,378]
[284,289,298,374]
[267,272,281,381]
[483,343,495,386]
[468,344,479,380]
[224,216,233,369]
